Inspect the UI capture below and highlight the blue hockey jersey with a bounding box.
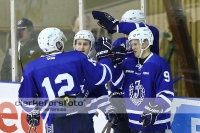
[18,50,112,126]
[111,53,174,131]
[116,22,159,55]
[81,78,110,118]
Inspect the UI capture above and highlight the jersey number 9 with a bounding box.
[164,71,170,82]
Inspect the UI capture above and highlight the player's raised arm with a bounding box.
[81,37,113,85]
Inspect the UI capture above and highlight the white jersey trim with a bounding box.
[86,98,97,107]
[88,109,97,114]
[129,118,170,125]
[112,71,124,86]
[98,101,110,108]
[159,94,172,106]
[103,64,112,81]
[95,64,107,85]
[156,90,174,97]
[126,109,143,114]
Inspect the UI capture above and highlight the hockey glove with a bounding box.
[112,44,126,66]
[95,37,113,60]
[104,105,119,129]
[92,11,119,34]
[139,102,163,127]
[26,107,40,127]
[109,91,126,113]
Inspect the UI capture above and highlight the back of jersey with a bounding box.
[20,51,89,101]
[18,50,112,125]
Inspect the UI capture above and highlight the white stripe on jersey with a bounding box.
[126,109,143,114]
[43,109,51,125]
[88,109,97,114]
[95,64,107,85]
[158,94,172,106]
[98,101,110,108]
[103,64,112,81]
[86,98,97,107]
[112,71,124,86]
[129,118,170,125]
[96,95,108,101]
[156,90,174,97]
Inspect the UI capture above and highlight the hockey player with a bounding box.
[112,27,174,133]
[18,27,114,133]
[92,9,159,58]
[73,30,120,129]
[92,10,160,133]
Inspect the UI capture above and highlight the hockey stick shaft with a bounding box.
[101,118,115,133]
[101,121,110,133]
[173,75,184,83]
[139,120,145,133]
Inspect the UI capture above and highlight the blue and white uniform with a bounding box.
[112,53,174,132]
[18,50,112,126]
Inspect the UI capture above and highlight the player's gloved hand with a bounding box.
[104,105,119,129]
[109,91,126,113]
[95,37,113,60]
[26,107,40,127]
[112,44,126,66]
[139,102,163,127]
[92,11,119,34]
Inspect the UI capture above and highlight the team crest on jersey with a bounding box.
[136,63,142,71]
[129,83,145,106]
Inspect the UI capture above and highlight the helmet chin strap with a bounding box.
[87,46,93,57]
[137,40,150,59]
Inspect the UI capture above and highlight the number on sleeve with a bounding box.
[164,71,170,82]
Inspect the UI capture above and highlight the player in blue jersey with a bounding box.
[92,10,160,133]
[73,30,119,128]
[92,9,159,58]
[112,27,174,133]
[18,27,114,133]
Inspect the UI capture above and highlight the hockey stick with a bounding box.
[101,121,110,133]
[101,118,115,133]
[173,75,184,84]
[139,120,145,133]
[28,126,37,133]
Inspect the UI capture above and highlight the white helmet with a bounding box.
[38,27,67,53]
[128,27,154,58]
[121,10,146,23]
[73,30,95,55]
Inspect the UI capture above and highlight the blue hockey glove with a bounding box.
[95,37,113,60]
[104,105,119,129]
[26,107,40,127]
[139,102,163,127]
[112,44,126,66]
[92,11,119,34]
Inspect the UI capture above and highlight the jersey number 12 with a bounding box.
[42,73,74,101]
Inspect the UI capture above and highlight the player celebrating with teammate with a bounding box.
[92,9,160,133]
[111,27,174,133]
[73,30,119,126]
[18,27,113,133]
